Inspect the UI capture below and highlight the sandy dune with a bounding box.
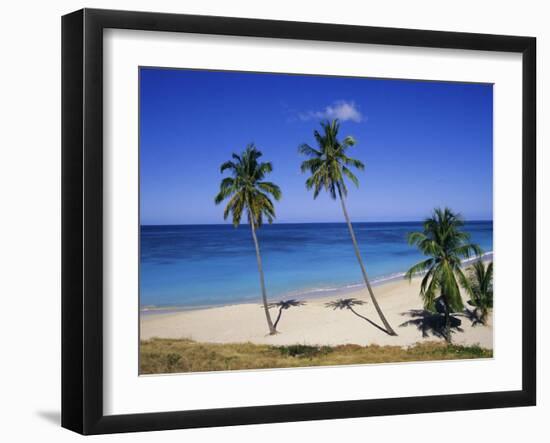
[140,277,493,349]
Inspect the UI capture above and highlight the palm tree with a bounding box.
[215,144,282,335]
[299,119,397,336]
[267,299,306,330]
[465,260,493,325]
[325,298,388,333]
[405,208,482,343]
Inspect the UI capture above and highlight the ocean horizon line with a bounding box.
[141,219,494,227]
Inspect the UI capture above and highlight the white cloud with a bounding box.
[299,100,363,123]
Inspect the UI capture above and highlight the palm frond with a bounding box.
[257,181,282,200]
[257,161,273,178]
[452,243,483,259]
[342,135,356,147]
[341,166,359,187]
[422,269,440,312]
[298,143,322,157]
[215,144,281,229]
[404,258,435,281]
[325,298,366,310]
[299,119,364,201]
[407,231,427,246]
[300,157,323,173]
[341,155,364,170]
[220,160,238,173]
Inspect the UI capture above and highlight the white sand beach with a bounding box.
[140,276,493,349]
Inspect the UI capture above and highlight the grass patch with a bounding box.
[277,344,334,358]
[139,338,492,374]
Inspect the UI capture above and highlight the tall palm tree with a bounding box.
[215,144,282,335]
[405,208,482,342]
[299,119,397,336]
[465,260,493,325]
[267,299,306,330]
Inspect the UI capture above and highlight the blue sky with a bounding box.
[140,68,493,225]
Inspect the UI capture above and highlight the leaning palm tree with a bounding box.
[405,208,482,342]
[465,260,493,325]
[215,144,282,335]
[267,299,306,330]
[299,119,397,336]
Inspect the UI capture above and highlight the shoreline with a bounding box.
[140,271,494,349]
[141,251,493,315]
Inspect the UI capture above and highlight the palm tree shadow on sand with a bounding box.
[457,308,485,327]
[326,298,390,335]
[399,309,464,340]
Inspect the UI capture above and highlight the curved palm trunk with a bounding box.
[338,193,397,336]
[249,216,277,335]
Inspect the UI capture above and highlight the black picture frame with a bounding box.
[61,8,536,435]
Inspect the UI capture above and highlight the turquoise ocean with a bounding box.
[140,221,493,310]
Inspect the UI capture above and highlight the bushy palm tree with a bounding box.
[465,261,493,325]
[299,119,397,336]
[268,299,306,330]
[405,208,482,342]
[215,144,282,335]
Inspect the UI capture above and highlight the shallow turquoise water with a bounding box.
[140,221,493,308]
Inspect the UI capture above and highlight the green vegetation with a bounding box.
[140,338,492,374]
[465,260,494,325]
[277,344,333,358]
[405,208,482,342]
[298,119,397,336]
[215,144,282,335]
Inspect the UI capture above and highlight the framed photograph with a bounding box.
[62,8,536,435]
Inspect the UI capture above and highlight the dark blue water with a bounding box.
[140,221,493,308]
